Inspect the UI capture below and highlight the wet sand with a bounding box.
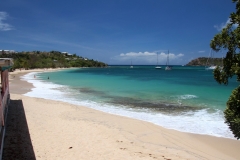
[3,69,240,160]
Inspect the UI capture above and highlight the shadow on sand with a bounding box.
[2,99,36,160]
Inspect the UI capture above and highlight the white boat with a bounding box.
[165,50,172,70]
[165,66,172,70]
[130,60,133,68]
[205,49,216,70]
[155,53,162,69]
[205,65,217,70]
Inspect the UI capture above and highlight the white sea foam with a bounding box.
[22,72,235,139]
[175,94,198,106]
[22,72,71,101]
[179,94,198,100]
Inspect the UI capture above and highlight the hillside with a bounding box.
[0,50,108,69]
[186,57,223,66]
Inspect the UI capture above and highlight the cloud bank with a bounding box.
[112,51,184,65]
[0,12,13,31]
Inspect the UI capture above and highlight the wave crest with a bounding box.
[179,94,198,100]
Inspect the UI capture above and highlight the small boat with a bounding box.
[205,49,216,70]
[155,53,162,69]
[205,65,217,70]
[165,66,172,70]
[130,60,133,68]
[165,50,172,70]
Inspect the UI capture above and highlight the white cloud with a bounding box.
[0,12,13,31]
[112,51,184,65]
[198,50,205,53]
[214,18,230,31]
[214,18,238,31]
[120,51,155,57]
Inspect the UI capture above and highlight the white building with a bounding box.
[0,50,15,54]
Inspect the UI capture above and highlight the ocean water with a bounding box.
[22,66,238,139]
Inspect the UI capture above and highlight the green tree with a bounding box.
[210,0,240,139]
[0,50,107,69]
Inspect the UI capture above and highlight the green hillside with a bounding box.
[0,50,108,70]
[186,57,223,66]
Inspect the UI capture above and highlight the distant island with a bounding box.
[185,57,223,66]
[0,50,108,70]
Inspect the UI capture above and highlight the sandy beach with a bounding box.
[2,69,240,160]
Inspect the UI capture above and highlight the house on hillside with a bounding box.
[0,50,15,55]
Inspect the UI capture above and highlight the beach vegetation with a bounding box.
[210,0,240,139]
[0,50,107,69]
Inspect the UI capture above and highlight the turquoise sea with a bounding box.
[22,66,238,139]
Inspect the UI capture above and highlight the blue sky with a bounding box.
[0,0,236,65]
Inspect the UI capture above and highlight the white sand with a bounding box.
[4,69,240,160]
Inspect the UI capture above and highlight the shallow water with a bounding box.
[23,66,238,138]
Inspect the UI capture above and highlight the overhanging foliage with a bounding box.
[210,0,240,139]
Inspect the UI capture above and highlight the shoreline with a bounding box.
[19,68,234,139]
[5,68,240,159]
[9,68,74,94]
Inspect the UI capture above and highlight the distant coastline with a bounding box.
[186,57,223,66]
